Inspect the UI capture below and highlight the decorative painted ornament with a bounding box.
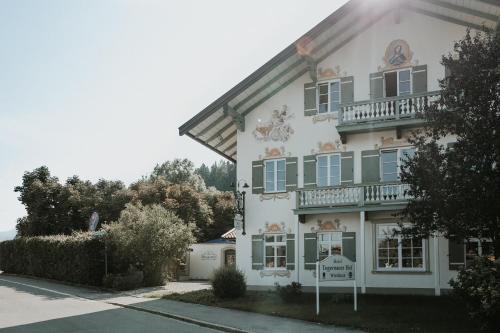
[253,105,294,142]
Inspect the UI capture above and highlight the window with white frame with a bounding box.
[384,68,411,97]
[317,154,341,187]
[380,147,416,182]
[264,234,286,269]
[318,80,341,114]
[376,224,425,271]
[318,232,342,261]
[264,159,286,193]
[465,239,494,267]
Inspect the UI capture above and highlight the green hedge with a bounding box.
[0,233,106,286]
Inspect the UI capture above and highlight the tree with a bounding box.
[163,184,214,241]
[15,166,63,236]
[104,203,195,286]
[15,166,131,237]
[203,190,235,241]
[196,160,236,192]
[151,158,206,191]
[400,30,500,256]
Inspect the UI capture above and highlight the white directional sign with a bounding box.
[316,255,358,313]
[319,255,355,281]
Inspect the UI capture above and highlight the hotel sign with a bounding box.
[319,255,355,281]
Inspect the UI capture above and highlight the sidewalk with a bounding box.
[116,298,364,333]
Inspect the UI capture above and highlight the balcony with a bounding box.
[337,91,442,140]
[295,183,412,213]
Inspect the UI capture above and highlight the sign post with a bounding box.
[317,255,357,312]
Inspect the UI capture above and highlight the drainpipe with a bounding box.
[296,216,300,284]
[360,211,366,293]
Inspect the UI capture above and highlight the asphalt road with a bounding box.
[0,276,217,333]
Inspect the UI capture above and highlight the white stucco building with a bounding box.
[179,0,500,294]
[187,229,236,280]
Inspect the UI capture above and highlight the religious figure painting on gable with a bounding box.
[253,105,294,142]
[379,39,417,71]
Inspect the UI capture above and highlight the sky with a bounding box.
[0,0,348,232]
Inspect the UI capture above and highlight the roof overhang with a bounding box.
[178,0,500,163]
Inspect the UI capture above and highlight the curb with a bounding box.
[108,302,249,333]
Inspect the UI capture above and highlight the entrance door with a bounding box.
[224,249,236,267]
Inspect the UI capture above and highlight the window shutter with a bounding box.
[448,237,465,270]
[340,151,354,185]
[304,83,317,116]
[285,157,298,192]
[340,76,354,105]
[252,160,264,194]
[342,232,356,262]
[303,155,317,189]
[369,72,384,99]
[286,234,295,270]
[447,142,456,149]
[361,150,380,183]
[304,233,317,270]
[412,65,427,94]
[251,235,264,270]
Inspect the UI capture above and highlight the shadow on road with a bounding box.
[0,306,214,333]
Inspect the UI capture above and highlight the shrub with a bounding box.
[0,232,105,286]
[211,267,246,299]
[104,203,195,286]
[449,257,500,332]
[275,282,302,303]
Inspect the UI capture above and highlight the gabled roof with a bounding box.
[179,0,500,163]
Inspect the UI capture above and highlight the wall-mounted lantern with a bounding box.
[232,180,249,236]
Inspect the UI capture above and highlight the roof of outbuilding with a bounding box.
[221,228,236,240]
[178,0,500,162]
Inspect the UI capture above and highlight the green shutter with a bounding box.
[361,150,380,183]
[252,160,264,194]
[304,233,317,270]
[369,72,384,99]
[447,142,456,149]
[286,234,295,270]
[341,151,354,185]
[448,237,465,270]
[412,65,427,94]
[251,235,264,270]
[340,76,354,105]
[303,155,317,189]
[342,232,356,262]
[285,157,298,192]
[304,82,317,116]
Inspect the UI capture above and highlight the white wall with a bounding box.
[189,243,235,280]
[235,8,471,290]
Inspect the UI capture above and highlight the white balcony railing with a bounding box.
[339,91,443,125]
[297,183,412,209]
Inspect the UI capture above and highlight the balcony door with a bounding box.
[384,69,411,97]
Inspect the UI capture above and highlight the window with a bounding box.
[376,224,425,271]
[318,232,342,261]
[317,154,341,187]
[466,239,494,267]
[318,80,341,113]
[264,159,286,193]
[384,68,411,97]
[380,147,416,182]
[264,234,286,269]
